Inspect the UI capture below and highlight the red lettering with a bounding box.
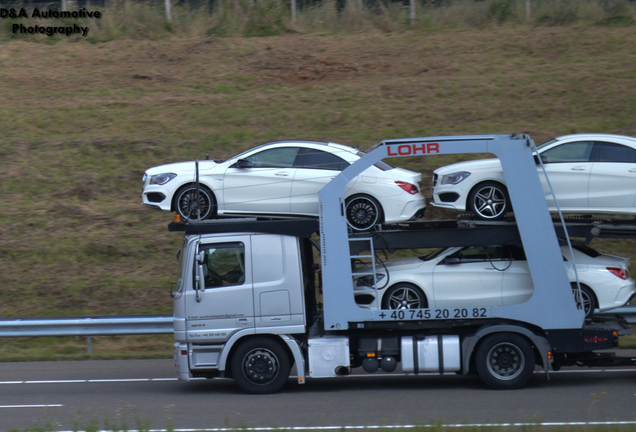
[387,143,441,156]
[427,143,440,153]
[398,145,411,155]
[412,143,427,154]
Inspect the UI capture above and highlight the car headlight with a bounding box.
[149,173,177,185]
[142,173,147,185]
[441,171,471,185]
[356,273,386,287]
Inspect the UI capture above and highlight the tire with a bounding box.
[475,333,535,390]
[467,181,510,220]
[173,184,216,221]
[382,283,427,310]
[231,338,291,394]
[571,283,597,319]
[345,194,384,231]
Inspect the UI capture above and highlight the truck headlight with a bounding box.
[150,173,177,185]
[441,171,471,185]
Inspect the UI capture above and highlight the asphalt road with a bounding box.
[1,356,636,431]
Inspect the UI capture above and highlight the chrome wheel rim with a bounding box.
[346,197,379,230]
[177,188,212,220]
[387,287,423,309]
[243,348,280,385]
[486,342,524,381]
[573,288,592,316]
[473,186,507,219]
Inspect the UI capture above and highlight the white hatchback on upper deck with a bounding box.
[431,134,636,219]
[142,141,426,231]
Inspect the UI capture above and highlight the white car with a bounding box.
[431,134,636,219]
[142,141,426,231]
[353,244,635,318]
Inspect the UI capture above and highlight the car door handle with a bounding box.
[629,168,636,173]
[570,167,586,171]
[275,172,289,177]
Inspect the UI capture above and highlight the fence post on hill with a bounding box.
[291,0,296,24]
[409,0,415,24]
[165,0,173,22]
[526,0,531,20]
[62,0,67,11]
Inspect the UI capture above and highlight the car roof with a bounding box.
[555,133,636,144]
[245,140,359,155]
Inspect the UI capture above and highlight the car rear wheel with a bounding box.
[231,337,291,394]
[571,283,597,319]
[174,184,217,221]
[345,194,384,231]
[468,181,510,220]
[382,283,427,310]
[475,333,535,390]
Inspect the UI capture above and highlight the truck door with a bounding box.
[185,235,254,343]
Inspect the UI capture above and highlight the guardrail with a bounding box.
[0,315,173,337]
[0,307,633,337]
[0,307,633,352]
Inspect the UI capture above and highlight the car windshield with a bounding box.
[535,138,558,152]
[418,248,447,261]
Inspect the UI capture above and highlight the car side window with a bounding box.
[447,246,506,262]
[246,147,300,168]
[541,141,594,163]
[196,242,245,289]
[294,148,349,171]
[593,142,636,163]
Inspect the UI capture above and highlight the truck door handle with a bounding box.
[275,172,289,176]
[629,168,636,173]
[571,167,586,171]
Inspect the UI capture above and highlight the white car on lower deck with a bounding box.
[142,140,426,231]
[431,133,636,219]
[353,244,635,318]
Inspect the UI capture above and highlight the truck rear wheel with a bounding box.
[231,338,291,394]
[475,333,535,390]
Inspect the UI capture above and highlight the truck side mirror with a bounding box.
[197,265,206,293]
[444,257,460,265]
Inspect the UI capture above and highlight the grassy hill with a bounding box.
[1,25,635,359]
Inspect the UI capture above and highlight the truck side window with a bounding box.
[198,242,245,288]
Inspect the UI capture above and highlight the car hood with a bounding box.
[146,160,220,175]
[434,158,501,175]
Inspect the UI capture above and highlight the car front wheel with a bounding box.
[382,283,427,310]
[468,181,510,220]
[174,185,217,221]
[345,194,384,231]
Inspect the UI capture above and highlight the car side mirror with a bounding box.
[444,257,460,265]
[534,155,548,164]
[235,158,253,169]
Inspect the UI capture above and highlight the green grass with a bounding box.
[1,22,635,359]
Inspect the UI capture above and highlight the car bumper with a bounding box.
[430,179,469,212]
[142,184,175,212]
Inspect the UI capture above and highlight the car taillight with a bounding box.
[607,267,628,280]
[395,181,418,195]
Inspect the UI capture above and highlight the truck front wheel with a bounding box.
[231,338,291,394]
[475,333,535,390]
